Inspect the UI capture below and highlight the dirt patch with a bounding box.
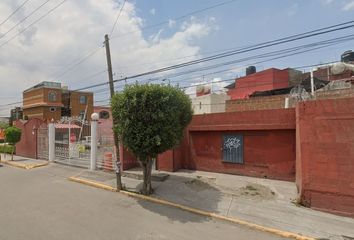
[185,176,275,201]
[184,176,216,192]
[236,183,275,200]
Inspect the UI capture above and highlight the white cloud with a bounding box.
[343,0,354,10]
[287,3,298,17]
[0,0,211,115]
[149,8,156,16]
[168,19,176,28]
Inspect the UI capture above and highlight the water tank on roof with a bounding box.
[246,66,256,75]
[341,50,354,63]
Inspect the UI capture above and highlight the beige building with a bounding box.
[23,81,93,121]
[191,93,230,115]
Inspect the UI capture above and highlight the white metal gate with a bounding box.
[54,117,91,168]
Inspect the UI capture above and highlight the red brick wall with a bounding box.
[120,145,139,170]
[14,119,46,159]
[314,67,353,81]
[296,97,354,217]
[316,87,354,100]
[226,87,354,113]
[226,95,287,112]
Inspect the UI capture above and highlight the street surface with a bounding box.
[0,164,285,240]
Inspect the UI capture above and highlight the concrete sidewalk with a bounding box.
[0,155,48,169]
[74,168,354,240]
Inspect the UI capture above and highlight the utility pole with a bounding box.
[104,34,122,190]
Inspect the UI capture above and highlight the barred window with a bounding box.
[48,92,56,102]
[222,134,244,164]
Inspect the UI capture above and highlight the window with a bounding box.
[222,134,244,164]
[49,107,56,112]
[99,111,110,119]
[48,92,56,102]
[79,95,87,104]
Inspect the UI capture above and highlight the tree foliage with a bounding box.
[4,127,21,145]
[111,84,192,194]
[0,122,9,130]
[4,126,21,160]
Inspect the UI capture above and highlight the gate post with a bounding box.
[90,113,99,170]
[48,120,55,162]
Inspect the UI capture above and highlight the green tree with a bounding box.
[111,84,193,195]
[0,122,9,130]
[4,126,22,161]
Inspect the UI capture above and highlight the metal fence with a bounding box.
[36,117,117,171]
[54,118,92,168]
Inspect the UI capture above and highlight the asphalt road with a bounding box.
[0,164,285,240]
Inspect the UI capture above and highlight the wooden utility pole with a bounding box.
[104,34,122,190]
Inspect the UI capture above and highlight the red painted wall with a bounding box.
[296,97,354,217]
[189,108,295,131]
[187,130,295,181]
[120,145,139,170]
[14,119,46,159]
[157,150,174,171]
[227,68,289,100]
[157,109,296,181]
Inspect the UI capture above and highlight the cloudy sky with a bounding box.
[0,0,354,116]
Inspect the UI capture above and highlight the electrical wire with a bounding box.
[110,0,238,40]
[74,29,354,92]
[110,0,126,37]
[0,0,67,49]
[52,47,104,80]
[0,0,31,28]
[0,0,52,40]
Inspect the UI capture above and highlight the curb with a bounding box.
[69,176,117,192]
[68,176,315,240]
[1,160,49,170]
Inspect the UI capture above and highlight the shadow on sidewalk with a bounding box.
[135,175,222,223]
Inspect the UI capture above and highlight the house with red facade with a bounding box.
[225,67,303,100]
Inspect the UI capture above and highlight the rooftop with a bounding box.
[24,81,62,93]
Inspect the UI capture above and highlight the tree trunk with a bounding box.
[113,129,122,191]
[11,145,14,161]
[141,158,153,195]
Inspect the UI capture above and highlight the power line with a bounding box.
[52,47,104,80]
[110,0,126,36]
[0,0,31,28]
[110,0,237,40]
[0,101,22,107]
[74,25,354,92]
[110,25,354,84]
[162,34,354,84]
[0,0,67,49]
[124,23,354,75]
[91,42,349,99]
[0,0,52,40]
